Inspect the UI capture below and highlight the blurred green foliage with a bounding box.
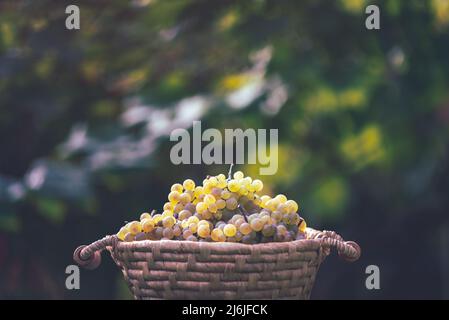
[1,0,449,299]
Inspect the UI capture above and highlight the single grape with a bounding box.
[198,225,211,238]
[163,202,174,212]
[117,227,127,241]
[187,216,199,224]
[225,198,238,210]
[262,224,276,237]
[277,224,288,235]
[250,218,264,232]
[184,203,196,213]
[208,203,218,213]
[124,232,135,242]
[183,179,195,191]
[141,219,155,233]
[196,202,208,214]
[140,212,151,221]
[265,199,279,212]
[217,179,227,189]
[173,225,182,237]
[203,182,213,194]
[152,214,163,224]
[285,200,299,213]
[235,231,243,241]
[211,228,224,242]
[251,179,263,192]
[233,171,244,180]
[187,235,198,242]
[227,179,240,192]
[162,210,174,218]
[217,174,226,181]
[171,183,183,193]
[174,203,184,214]
[202,210,212,220]
[216,199,226,210]
[298,219,307,233]
[275,194,287,203]
[271,210,282,223]
[260,215,271,225]
[178,209,192,221]
[194,186,204,197]
[239,223,252,235]
[135,232,147,241]
[183,229,193,239]
[128,221,142,234]
[162,216,176,228]
[221,190,231,200]
[168,191,181,203]
[211,187,222,199]
[260,195,271,208]
[162,228,174,239]
[223,224,237,237]
[180,193,192,204]
[204,194,216,205]
[208,176,218,187]
[234,218,245,228]
[155,227,164,239]
[189,223,198,233]
[239,187,249,196]
[247,213,259,223]
[241,177,252,187]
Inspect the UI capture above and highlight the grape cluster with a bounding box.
[116,171,307,244]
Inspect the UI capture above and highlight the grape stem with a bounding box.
[227,163,234,181]
[150,209,156,216]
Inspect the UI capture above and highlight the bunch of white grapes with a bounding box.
[116,171,307,244]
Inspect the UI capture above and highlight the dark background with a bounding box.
[1,0,448,299]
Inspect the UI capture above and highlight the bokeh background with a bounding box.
[1,0,449,299]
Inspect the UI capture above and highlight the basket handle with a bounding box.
[314,230,361,262]
[73,235,117,270]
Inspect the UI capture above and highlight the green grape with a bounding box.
[183,179,195,191]
[223,224,237,237]
[260,195,271,207]
[265,199,279,212]
[197,225,210,238]
[168,191,181,203]
[196,202,208,214]
[171,183,184,193]
[250,218,264,232]
[128,221,142,234]
[141,219,155,233]
[239,223,252,235]
[221,190,232,200]
[277,203,289,214]
[162,216,176,228]
[163,202,174,212]
[216,199,226,210]
[233,171,244,180]
[271,210,282,223]
[247,213,259,223]
[140,212,151,221]
[227,179,240,192]
[260,215,271,225]
[180,193,192,204]
[277,224,288,235]
[124,232,135,242]
[225,198,238,210]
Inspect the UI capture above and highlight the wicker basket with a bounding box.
[73,228,360,299]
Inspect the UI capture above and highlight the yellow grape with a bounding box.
[197,225,210,238]
[227,179,240,192]
[239,187,249,196]
[226,198,238,210]
[128,221,142,234]
[152,214,163,224]
[251,179,263,192]
[208,176,218,187]
[187,216,200,224]
[196,202,208,214]
[211,228,224,242]
[221,190,231,200]
[163,202,174,212]
[223,224,237,237]
[174,203,184,213]
[250,218,264,232]
[241,177,252,187]
[189,223,198,233]
[198,220,210,227]
[239,223,251,235]
[168,191,181,203]
[277,203,289,214]
[285,200,299,213]
[171,183,183,193]
[203,182,213,194]
[162,210,173,218]
[260,195,271,207]
[162,216,176,228]
[217,174,226,181]
[117,227,127,240]
[298,219,307,233]
[204,194,216,205]
[140,212,151,221]
[141,219,155,232]
[178,209,192,220]
[208,203,218,213]
[216,199,226,210]
[183,179,195,191]
[193,186,204,197]
[202,210,212,220]
[233,171,244,180]
[275,194,287,203]
[180,192,192,204]
[217,179,227,188]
